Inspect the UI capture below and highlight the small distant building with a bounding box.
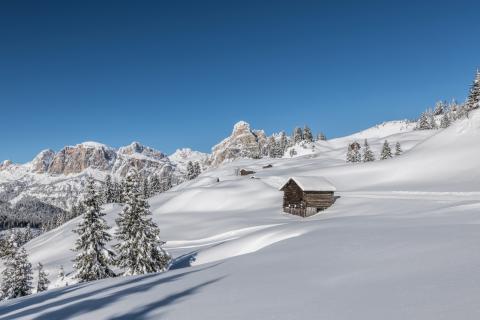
[240,169,256,176]
[279,176,336,217]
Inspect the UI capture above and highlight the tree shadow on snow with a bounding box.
[169,250,198,270]
[107,277,223,320]
[0,264,222,320]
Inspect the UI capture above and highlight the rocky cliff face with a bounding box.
[47,142,117,175]
[210,121,267,166]
[0,141,176,210]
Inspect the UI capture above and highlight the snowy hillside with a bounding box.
[2,111,480,319]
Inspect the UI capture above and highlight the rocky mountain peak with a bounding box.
[47,142,117,175]
[30,149,55,173]
[118,141,166,161]
[210,121,267,166]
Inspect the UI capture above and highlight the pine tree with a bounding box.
[1,247,33,300]
[466,69,480,110]
[416,112,430,130]
[440,113,451,128]
[186,161,195,180]
[293,127,303,144]
[103,175,115,204]
[456,105,467,120]
[279,131,288,154]
[115,172,171,275]
[266,136,276,157]
[0,232,19,260]
[380,140,393,160]
[346,142,361,163]
[36,262,50,293]
[142,176,151,199]
[161,173,173,192]
[433,101,445,115]
[58,265,65,281]
[72,177,115,282]
[194,162,202,178]
[118,179,128,204]
[428,110,437,129]
[317,132,327,141]
[150,174,161,195]
[362,139,375,162]
[394,142,402,156]
[303,125,313,142]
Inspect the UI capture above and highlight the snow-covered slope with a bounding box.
[3,111,480,319]
[169,148,209,174]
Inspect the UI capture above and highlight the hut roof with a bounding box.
[279,176,336,192]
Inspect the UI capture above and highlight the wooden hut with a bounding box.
[279,176,336,217]
[240,169,256,176]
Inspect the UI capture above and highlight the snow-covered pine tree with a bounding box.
[103,174,115,204]
[428,110,437,129]
[433,101,445,115]
[380,140,393,160]
[416,112,430,130]
[266,136,276,158]
[115,172,171,275]
[279,131,288,154]
[293,127,303,144]
[1,246,33,300]
[289,148,297,157]
[0,231,19,259]
[346,145,354,163]
[346,142,361,163]
[466,69,480,110]
[118,179,128,204]
[36,262,50,292]
[303,126,313,142]
[186,161,195,180]
[317,132,327,141]
[440,113,451,128]
[142,175,151,199]
[456,104,467,120]
[194,162,202,178]
[58,265,65,281]
[362,139,375,162]
[150,174,161,195]
[394,142,402,156]
[161,173,173,192]
[272,140,283,158]
[72,177,115,282]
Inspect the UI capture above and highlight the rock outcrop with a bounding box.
[210,121,267,166]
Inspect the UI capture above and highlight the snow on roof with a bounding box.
[280,176,336,192]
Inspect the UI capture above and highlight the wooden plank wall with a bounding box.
[303,191,334,209]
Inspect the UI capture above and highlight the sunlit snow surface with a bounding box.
[3,113,480,319]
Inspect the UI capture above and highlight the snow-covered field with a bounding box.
[2,111,480,319]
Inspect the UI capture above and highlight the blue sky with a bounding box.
[1,1,479,163]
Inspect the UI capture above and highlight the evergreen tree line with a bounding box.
[0,230,50,300]
[0,227,36,259]
[186,161,202,180]
[346,139,402,163]
[72,174,171,283]
[1,173,171,300]
[262,125,327,159]
[42,171,176,232]
[0,198,67,230]
[416,70,480,130]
